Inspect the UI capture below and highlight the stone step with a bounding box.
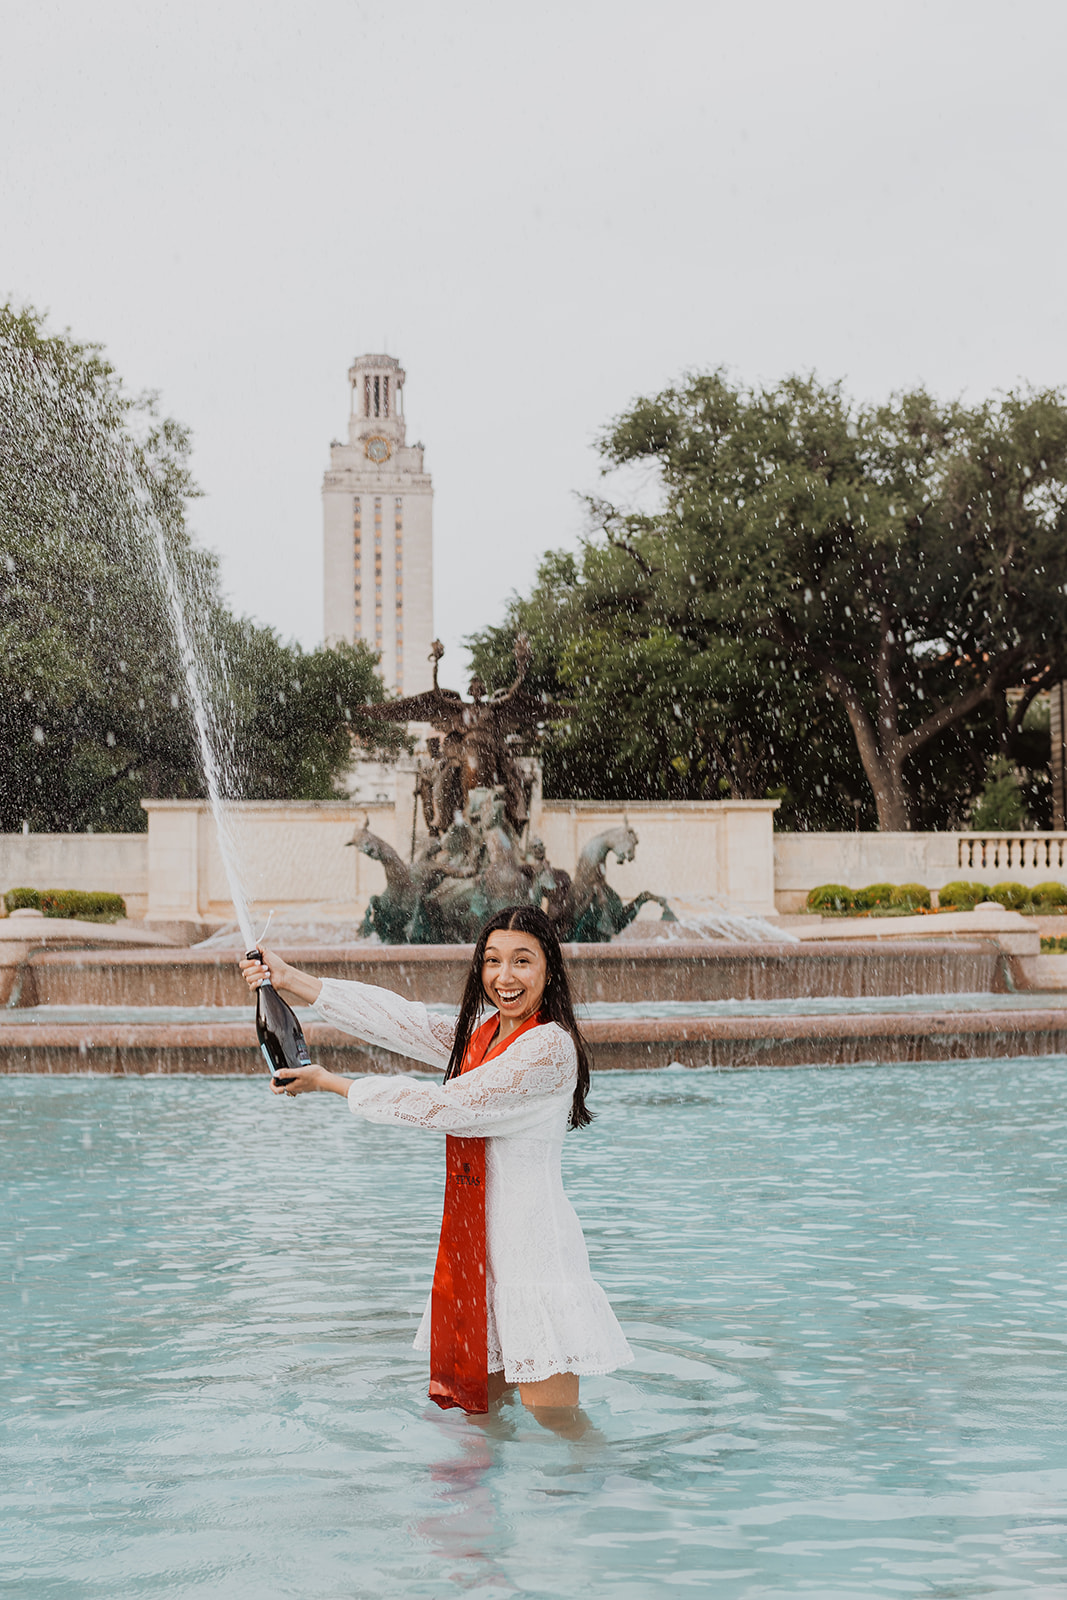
[4,1006,1067,1074]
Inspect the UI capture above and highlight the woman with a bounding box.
[239,905,633,1416]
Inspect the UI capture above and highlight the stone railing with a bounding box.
[957,834,1067,875]
[774,830,1067,911]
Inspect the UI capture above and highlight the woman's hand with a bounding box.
[271,1062,330,1097]
[239,944,291,993]
[272,1062,354,1099]
[238,947,322,1005]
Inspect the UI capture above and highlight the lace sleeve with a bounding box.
[314,976,456,1068]
[346,1023,577,1137]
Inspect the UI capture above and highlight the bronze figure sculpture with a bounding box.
[349,641,674,943]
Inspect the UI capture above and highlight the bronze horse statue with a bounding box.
[551,825,675,942]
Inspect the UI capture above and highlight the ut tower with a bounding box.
[322,353,434,695]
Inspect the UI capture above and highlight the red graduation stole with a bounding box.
[428,1009,542,1414]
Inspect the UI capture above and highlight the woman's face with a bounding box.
[481,930,548,1024]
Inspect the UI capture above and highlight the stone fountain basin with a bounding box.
[4,995,1067,1074]
[5,936,1019,1009]
[0,925,1055,1073]
[0,915,179,1005]
[791,906,1040,956]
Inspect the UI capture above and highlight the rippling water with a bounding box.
[5,1062,1067,1598]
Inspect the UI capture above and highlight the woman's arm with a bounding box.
[261,1023,576,1129]
[346,1024,576,1137]
[238,949,456,1069]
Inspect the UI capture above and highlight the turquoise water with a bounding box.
[5,1062,1067,1598]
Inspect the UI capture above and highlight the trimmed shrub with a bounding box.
[989,882,1031,910]
[4,887,41,912]
[854,882,896,911]
[938,880,988,910]
[807,884,854,912]
[2,887,126,922]
[890,883,931,910]
[1032,882,1067,906]
[1042,935,1067,953]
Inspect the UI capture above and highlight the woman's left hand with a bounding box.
[271,1063,354,1100]
[271,1063,330,1097]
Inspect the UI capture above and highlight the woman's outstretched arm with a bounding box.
[345,1024,576,1136]
[238,950,456,1069]
[257,1022,577,1128]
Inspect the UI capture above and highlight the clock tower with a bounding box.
[322,353,434,694]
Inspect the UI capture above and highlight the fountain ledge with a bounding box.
[5,1006,1067,1073]
[6,937,1019,1008]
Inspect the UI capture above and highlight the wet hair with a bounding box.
[444,905,593,1130]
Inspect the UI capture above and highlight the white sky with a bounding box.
[2,0,1066,682]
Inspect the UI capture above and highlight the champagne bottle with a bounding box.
[247,947,312,1083]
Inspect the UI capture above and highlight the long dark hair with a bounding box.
[444,905,593,1130]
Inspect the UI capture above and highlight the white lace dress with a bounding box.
[314,978,634,1384]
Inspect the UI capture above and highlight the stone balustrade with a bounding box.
[956,833,1067,875]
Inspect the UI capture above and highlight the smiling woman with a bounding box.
[238,906,632,1422]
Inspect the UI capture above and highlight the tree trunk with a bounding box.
[823,665,912,830]
[864,759,911,831]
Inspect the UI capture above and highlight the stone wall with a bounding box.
[0,833,149,914]
[141,801,402,924]
[538,800,778,916]
[135,796,781,924]
[5,811,1067,926]
[774,831,1067,911]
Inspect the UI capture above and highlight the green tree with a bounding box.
[969,755,1028,831]
[468,553,871,828]
[472,372,1067,829]
[0,305,393,831]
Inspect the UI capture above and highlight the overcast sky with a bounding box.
[3,0,1066,682]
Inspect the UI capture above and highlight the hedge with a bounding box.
[938,880,989,909]
[3,887,127,921]
[806,884,854,912]
[854,882,895,910]
[891,883,932,910]
[989,882,1031,910]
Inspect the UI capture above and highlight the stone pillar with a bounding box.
[715,801,780,917]
[143,802,204,923]
[1052,682,1067,830]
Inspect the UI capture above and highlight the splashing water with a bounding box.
[143,514,256,950]
[616,898,799,943]
[111,433,259,953]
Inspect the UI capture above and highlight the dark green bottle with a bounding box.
[247,947,312,1083]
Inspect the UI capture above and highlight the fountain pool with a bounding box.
[6,1061,1067,1598]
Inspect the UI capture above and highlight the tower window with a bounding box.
[374,498,384,649]
[383,376,389,417]
[364,376,371,417]
[373,376,380,417]
[353,499,362,633]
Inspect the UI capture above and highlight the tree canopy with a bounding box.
[469,372,1064,829]
[0,305,395,832]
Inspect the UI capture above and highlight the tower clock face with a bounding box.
[365,436,391,464]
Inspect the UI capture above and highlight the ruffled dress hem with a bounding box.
[413,1281,634,1384]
